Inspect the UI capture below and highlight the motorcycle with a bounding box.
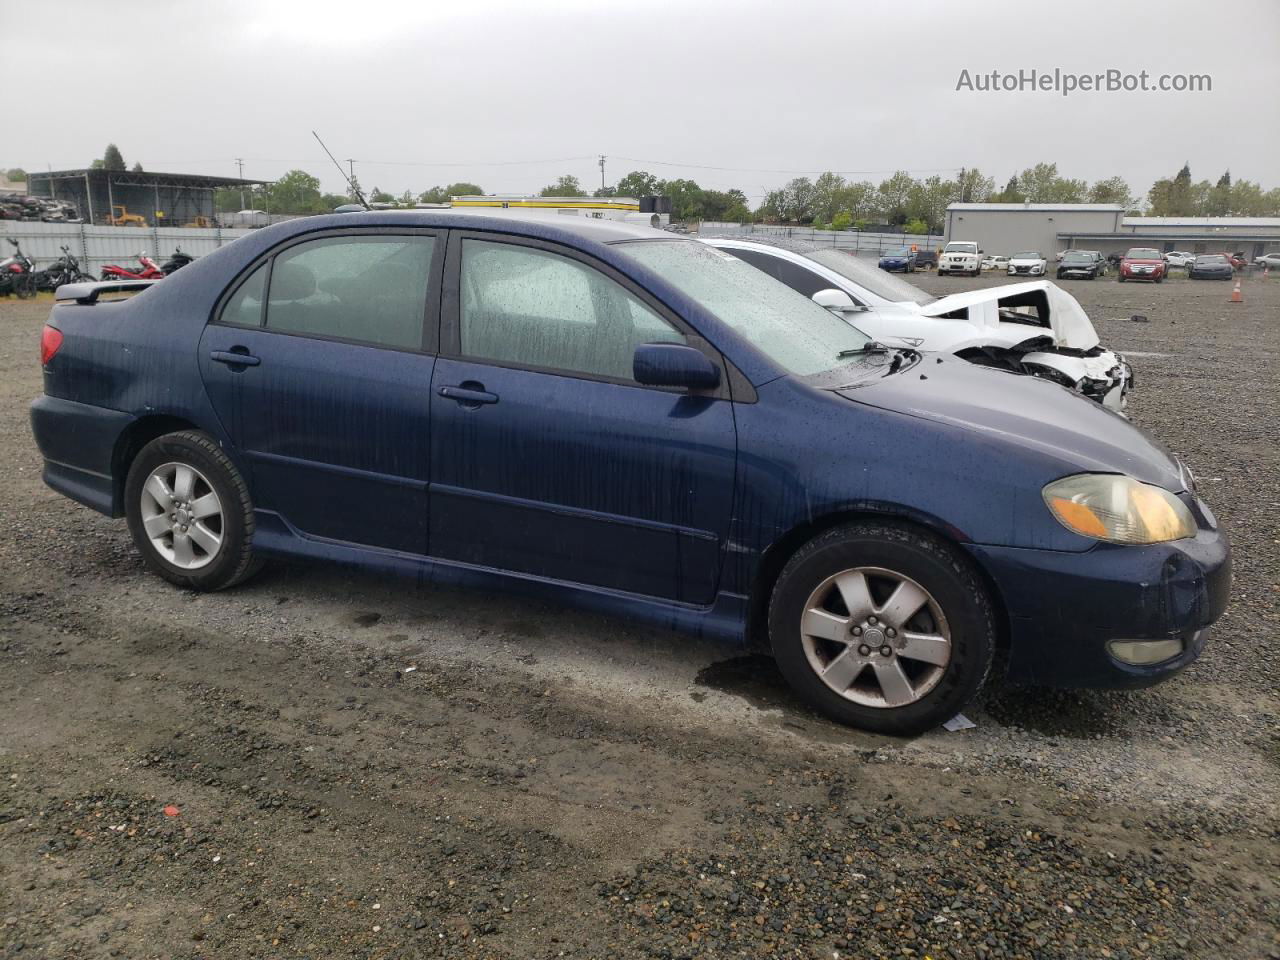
[0,238,36,299]
[100,251,164,282]
[36,244,95,291]
[160,246,195,275]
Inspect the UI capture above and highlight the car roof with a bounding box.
[287,209,670,246]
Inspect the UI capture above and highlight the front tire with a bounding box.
[767,522,995,736]
[124,431,262,591]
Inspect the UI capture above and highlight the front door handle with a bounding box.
[439,384,498,406]
[210,349,261,367]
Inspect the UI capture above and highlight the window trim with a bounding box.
[441,229,734,398]
[210,227,445,355]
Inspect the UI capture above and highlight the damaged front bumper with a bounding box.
[1022,349,1133,412]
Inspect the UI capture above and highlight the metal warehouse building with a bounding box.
[27,168,266,228]
[945,203,1280,260]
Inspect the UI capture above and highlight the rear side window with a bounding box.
[263,236,435,350]
[222,263,266,327]
[458,239,684,381]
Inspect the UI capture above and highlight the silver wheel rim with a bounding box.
[139,461,224,570]
[800,566,952,709]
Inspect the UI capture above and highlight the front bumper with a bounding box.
[966,509,1230,688]
[1121,267,1164,281]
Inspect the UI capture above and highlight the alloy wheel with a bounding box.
[799,566,952,708]
[139,462,224,569]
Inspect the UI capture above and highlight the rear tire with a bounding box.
[124,431,263,591]
[768,522,995,736]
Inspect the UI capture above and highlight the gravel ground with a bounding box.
[0,272,1277,960]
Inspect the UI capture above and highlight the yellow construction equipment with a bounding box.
[104,205,147,227]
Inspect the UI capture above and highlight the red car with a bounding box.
[1118,247,1166,283]
[1222,253,1247,270]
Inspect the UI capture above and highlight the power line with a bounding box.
[351,155,597,168]
[611,155,966,177]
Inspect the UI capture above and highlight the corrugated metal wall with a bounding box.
[0,221,254,275]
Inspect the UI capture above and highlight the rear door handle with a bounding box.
[210,349,260,367]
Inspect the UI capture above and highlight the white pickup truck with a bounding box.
[938,240,982,277]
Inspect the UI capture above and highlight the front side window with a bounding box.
[459,239,684,381]
[619,240,869,378]
[264,235,435,350]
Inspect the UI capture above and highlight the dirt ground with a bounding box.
[1,270,1277,960]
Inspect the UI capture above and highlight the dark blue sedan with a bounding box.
[878,246,917,273]
[30,212,1230,735]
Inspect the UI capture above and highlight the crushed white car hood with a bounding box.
[918,280,1100,350]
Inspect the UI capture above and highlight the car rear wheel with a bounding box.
[125,430,262,591]
[768,522,995,736]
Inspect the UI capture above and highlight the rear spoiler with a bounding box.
[55,279,160,305]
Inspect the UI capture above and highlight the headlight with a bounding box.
[1042,474,1196,544]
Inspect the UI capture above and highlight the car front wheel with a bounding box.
[768,522,995,736]
[124,430,262,591]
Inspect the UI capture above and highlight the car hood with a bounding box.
[835,355,1183,489]
[916,279,1099,349]
[1008,258,1044,265]
[1123,258,1163,266]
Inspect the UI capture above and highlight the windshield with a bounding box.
[1063,252,1091,261]
[885,247,912,257]
[1198,255,1228,264]
[1126,248,1161,259]
[618,240,870,377]
[1012,251,1042,259]
[944,242,977,254]
[804,247,936,305]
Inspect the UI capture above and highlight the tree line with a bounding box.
[59,146,1280,228]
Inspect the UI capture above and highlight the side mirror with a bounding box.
[633,342,720,391]
[979,249,985,255]
[811,288,857,311]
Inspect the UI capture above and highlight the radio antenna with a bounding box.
[312,131,370,210]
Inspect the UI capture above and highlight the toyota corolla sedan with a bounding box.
[31,212,1230,736]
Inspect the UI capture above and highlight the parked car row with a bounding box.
[29,211,1230,737]
[960,245,1273,284]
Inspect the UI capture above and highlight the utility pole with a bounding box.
[957,167,967,203]
[598,155,606,192]
[346,159,357,200]
[235,158,245,209]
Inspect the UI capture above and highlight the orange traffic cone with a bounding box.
[1230,279,1243,303]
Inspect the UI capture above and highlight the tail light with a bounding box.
[40,325,63,366]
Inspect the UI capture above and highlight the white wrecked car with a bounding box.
[701,236,1132,410]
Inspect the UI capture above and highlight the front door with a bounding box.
[429,234,737,604]
[199,230,442,554]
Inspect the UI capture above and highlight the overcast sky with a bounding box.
[8,0,1278,202]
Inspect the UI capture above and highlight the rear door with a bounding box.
[428,232,737,603]
[198,229,442,554]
